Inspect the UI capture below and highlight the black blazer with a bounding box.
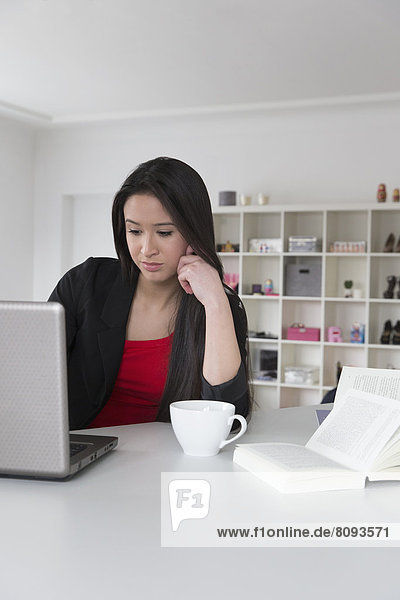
[49,257,249,430]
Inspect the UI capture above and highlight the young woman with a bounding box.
[49,157,252,429]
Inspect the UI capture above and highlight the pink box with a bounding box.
[327,326,342,343]
[287,326,320,341]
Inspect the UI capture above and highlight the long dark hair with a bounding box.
[112,157,252,420]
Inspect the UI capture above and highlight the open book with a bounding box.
[233,366,400,493]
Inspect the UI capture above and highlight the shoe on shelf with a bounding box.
[383,275,396,298]
[380,320,392,344]
[393,321,400,345]
[383,233,395,252]
[395,236,400,253]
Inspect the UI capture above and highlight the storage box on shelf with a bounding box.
[287,325,320,341]
[285,261,322,297]
[213,203,400,411]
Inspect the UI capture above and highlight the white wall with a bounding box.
[0,116,35,300]
[33,99,400,299]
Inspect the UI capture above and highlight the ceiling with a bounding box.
[1,0,400,125]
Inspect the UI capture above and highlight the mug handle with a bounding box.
[219,415,247,449]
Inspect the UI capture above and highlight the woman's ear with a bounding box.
[186,245,195,255]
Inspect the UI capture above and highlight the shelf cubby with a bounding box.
[369,256,400,299]
[241,255,281,295]
[281,299,321,338]
[369,301,400,345]
[242,211,281,254]
[368,347,400,369]
[243,297,280,339]
[324,299,366,343]
[283,210,323,252]
[326,210,368,252]
[253,385,279,411]
[324,255,367,298]
[371,210,400,253]
[280,387,322,408]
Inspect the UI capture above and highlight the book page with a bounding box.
[336,366,400,405]
[306,389,400,471]
[241,443,349,472]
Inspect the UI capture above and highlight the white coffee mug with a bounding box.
[170,400,247,457]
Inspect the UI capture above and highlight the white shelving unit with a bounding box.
[213,203,400,410]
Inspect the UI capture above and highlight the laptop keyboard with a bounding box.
[70,442,88,457]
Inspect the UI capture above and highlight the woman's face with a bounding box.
[124,194,188,285]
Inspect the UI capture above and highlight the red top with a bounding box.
[89,333,173,428]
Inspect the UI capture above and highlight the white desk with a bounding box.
[1,405,399,600]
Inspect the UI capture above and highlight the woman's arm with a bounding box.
[177,249,241,385]
[202,290,242,385]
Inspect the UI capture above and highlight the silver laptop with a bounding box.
[0,301,118,479]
